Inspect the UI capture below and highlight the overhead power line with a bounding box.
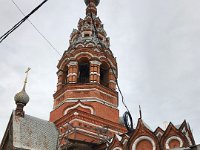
[0,0,48,44]
[88,1,130,113]
[11,0,61,56]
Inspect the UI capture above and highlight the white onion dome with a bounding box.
[84,0,100,6]
[14,89,29,105]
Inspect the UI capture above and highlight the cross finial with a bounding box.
[23,67,31,91]
[139,105,142,119]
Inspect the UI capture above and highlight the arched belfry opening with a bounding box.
[78,58,90,83]
[64,66,68,84]
[100,62,109,87]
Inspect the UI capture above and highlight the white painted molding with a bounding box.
[90,60,101,65]
[75,43,85,48]
[57,82,62,86]
[67,61,78,66]
[99,56,116,69]
[67,97,117,107]
[94,48,100,52]
[64,102,94,115]
[67,73,77,77]
[185,132,192,146]
[55,88,117,101]
[123,139,128,145]
[132,136,156,150]
[113,147,122,150]
[182,128,192,146]
[60,55,100,70]
[54,97,118,110]
[90,72,100,76]
[90,81,97,83]
[165,136,183,149]
[86,43,95,47]
[74,52,93,59]
[156,132,163,137]
[57,71,63,76]
[68,81,76,83]
[73,112,79,116]
[109,80,116,84]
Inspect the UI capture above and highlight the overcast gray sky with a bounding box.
[0,0,200,144]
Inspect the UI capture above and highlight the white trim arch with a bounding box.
[99,56,116,69]
[86,42,95,47]
[64,102,94,115]
[75,43,85,48]
[165,136,183,149]
[156,132,163,137]
[113,147,122,150]
[74,52,93,59]
[132,136,156,150]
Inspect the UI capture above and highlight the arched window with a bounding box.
[61,66,68,85]
[78,58,90,83]
[132,136,156,150]
[100,62,109,87]
[165,136,183,149]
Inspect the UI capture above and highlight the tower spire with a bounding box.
[85,0,100,16]
[84,0,100,6]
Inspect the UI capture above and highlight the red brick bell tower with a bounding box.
[49,0,126,147]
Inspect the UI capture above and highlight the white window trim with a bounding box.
[64,102,94,115]
[165,136,183,149]
[132,136,156,150]
[113,147,122,150]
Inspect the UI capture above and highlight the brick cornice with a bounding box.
[55,109,126,133]
[54,82,118,99]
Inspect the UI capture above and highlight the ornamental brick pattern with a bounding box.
[97,119,195,150]
[49,0,126,146]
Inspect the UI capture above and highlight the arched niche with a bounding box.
[132,136,156,150]
[136,139,153,150]
[165,136,183,149]
[78,57,90,84]
[112,147,122,150]
[62,65,68,84]
[100,62,109,87]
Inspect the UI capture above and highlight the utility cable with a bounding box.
[88,1,134,132]
[11,0,61,56]
[0,0,48,44]
[88,1,130,113]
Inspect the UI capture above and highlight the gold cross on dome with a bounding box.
[25,67,31,74]
[24,67,31,83]
[23,67,31,90]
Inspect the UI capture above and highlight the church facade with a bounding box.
[0,0,198,150]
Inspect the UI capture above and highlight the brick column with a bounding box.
[67,61,78,83]
[57,70,63,91]
[90,60,101,83]
[109,68,117,90]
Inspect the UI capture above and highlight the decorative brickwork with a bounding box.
[49,0,126,146]
[97,119,195,150]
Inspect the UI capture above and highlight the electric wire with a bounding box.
[11,0,61,56]
[0,0,48,44]
[88,1,130,113]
